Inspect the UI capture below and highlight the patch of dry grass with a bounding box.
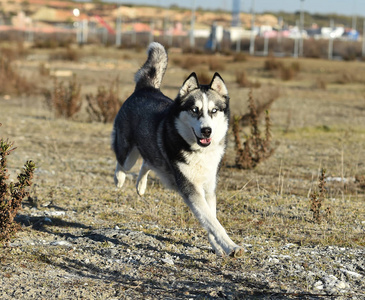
[0,45,364,249]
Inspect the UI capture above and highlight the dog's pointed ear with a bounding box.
[178,72,199,99]
[210,72,228,98]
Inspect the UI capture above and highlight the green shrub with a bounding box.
[0,124,36,244]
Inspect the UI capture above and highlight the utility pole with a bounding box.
[362,19,365,57]
[233,0,241,52]
[352,0,357,30]
[263,34,269,56]
[149,21,154,44]
[116,6,122,47]
[249,0,256,56]
[328,19,334,60]
[82,19,88,44]
[293,20,299,58]
[299,0,305,57]
[190,0,196,48]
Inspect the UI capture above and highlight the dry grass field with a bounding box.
[0,44,364,298]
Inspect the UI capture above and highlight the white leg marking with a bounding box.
[114,162,126,188]
[136,160,150,196]
[183,189,243,256]
[205,189,225,255]
[114,147,140,189]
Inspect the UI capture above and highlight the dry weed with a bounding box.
[238,88,280,127]
[280,62,301,81]
[235,71,261,88]
[86,76,123,123]
[49,47,79,61]
[264,57,300,81]
[208,57,225,71]
[47,75,82,119]
[264,56,283,71]
[0,49,34,95]
[233,53,247,62]
[310,169,332,223]
[196,71,211,85]
[233,91,274,169]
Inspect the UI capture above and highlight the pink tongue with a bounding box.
[200,138,212,144]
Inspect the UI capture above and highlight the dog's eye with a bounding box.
[211,108,218,114]
[191,107,199,114]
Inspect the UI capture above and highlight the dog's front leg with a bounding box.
[180,186,243,257]
[205,189,225,255]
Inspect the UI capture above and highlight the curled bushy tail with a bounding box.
[134,42,168,91]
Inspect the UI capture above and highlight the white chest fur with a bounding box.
[177,144,224,187]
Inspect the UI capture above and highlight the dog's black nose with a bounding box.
[201,127,212,138]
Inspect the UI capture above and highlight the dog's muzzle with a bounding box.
[194,127,212,147]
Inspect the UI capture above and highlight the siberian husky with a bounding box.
[111,42,242,257]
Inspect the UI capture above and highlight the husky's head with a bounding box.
[174,72,229,150]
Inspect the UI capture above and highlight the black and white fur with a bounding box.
[111,42,242,257]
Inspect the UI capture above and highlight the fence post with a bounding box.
[116,13,122,47]
[149,21,154,44]
[82,19,88,44]
[263,35,269,56]
[362,20,365,57]
[102,27,108,45]
[293,20,299,58]
[328,19,334,60]
[189,0,196,48]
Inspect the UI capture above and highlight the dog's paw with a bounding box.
[229,246,244,258]
[136,180,147,196]
[114,171,126,188]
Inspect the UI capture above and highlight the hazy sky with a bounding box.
[108,0,364,17]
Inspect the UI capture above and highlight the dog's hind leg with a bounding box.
[114,146,140,188]
[136,160,151,196]
[114,162,126,188]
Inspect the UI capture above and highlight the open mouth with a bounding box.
[193,129,212,147]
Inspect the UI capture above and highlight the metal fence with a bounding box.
[0,26,363,61]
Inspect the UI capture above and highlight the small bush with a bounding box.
[335,72,356,85]
[208,57,225,71]
[264,57,300,81]
[314,77,327,90]
[290,61,301,73]
[233,52,247,62]
[279,62,301,81]
[264,56,283,71]
[32,36,73,49]
[355,175,365,190]
[38,62,50,77]
[46,75,82,119]
[238,88,279,127]
[49,47,79,61]
[235,71,261,88]
[180,55,207,70]
[280,65,296,81]
[233,91,274,169]
[171,56,184,67]
[0,50,34,95]
[310,169,331,223]
[196,71,211,85]
[0,124,36,244]
[86,77,123,123]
